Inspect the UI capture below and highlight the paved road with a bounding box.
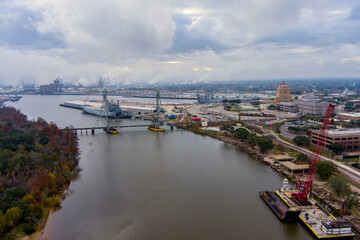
[262,127,360,183]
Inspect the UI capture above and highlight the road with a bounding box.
[185,104,360,183]
[261,126,360,183]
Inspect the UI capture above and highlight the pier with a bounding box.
[71,119,152,135]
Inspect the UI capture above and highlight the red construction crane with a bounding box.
[292,104,336,203]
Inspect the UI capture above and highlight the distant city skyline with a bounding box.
[0,0,360,86]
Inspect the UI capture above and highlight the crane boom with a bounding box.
[292,104,335,203]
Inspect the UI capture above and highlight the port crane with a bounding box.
[292,104,336,203]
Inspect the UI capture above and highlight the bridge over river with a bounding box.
[71,118,153,134]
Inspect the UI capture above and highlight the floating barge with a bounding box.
[259,191,300,222]
[275,189,354,239]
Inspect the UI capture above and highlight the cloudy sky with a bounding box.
[0,0,360,86]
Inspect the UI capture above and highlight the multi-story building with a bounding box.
[311,128,360,152]
[277,100,329,116]
[277,102,298,113]
[294,100,329,116]
[273,82,291,104]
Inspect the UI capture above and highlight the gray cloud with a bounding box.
[0,0,359,86]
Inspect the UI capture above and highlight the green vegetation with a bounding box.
[250,101,260,107]
[328,176,350,196]
[293,135,310,147]
[233,128,250,140]
[256,136,274,153]
[344,101,360,111]
[273,122,283,134]
[296,153,309,163]
[344,192,360,210]
[288,126,310,133]
[219,126,274,153]
[328,143,345,154]
[222,99,241,104]
[299,115,324,122]
[267,104,278,110]
[317,161,337,180]
[0,107,79,237]
[219,125,234,135]
[246,134,258,147]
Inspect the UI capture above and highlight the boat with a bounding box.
[259,191,300,222]
[60,100,91,109]
[81,89,133,118]
[147,125,165,132]
[82,102,133,118]
[103,127,119,135]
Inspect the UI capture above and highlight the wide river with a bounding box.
[8,95,314,240]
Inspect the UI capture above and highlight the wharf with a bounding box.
[275,190,355,239]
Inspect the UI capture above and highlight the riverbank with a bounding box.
[20,210,53,240]
[0,107,80,239]
[182,126,360,235]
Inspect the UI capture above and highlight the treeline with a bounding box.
[0,107,79,236]
[219,125,274,152]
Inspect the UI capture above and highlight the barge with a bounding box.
[261,179,354,239]
[259,191,300,222]
[276,189,355,239]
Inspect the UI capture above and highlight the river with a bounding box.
[8,96,314,240]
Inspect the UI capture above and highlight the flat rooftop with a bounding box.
[280,161,309,170]
[313,128,360,137]
[278,102,296,106]
[272,155,295,161]
[338,112,360,117]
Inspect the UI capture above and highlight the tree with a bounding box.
[328,176,350,196]
[219,125,234,134]
[250,101,260,107]
[296,153,309,163]
[344,192,360,209]
[234,104,242,112]
[234,128,250,140]
[229,99,241,104]
[4,207,22,229]
[317,161,337,180]
[247,134,258,147]
[328,143,345,154]
[293,136,310,147]
[23,223,36,235]
[224,105,231,111]
[344,191,360,209]
[0,210,4,234]
[267,105,277,110]
[256,136,274,152]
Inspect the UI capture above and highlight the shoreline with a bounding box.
[20,209,53,240]
[182,126,360,235]
[20,126,360,239]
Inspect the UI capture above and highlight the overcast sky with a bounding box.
[0,0,360,86]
